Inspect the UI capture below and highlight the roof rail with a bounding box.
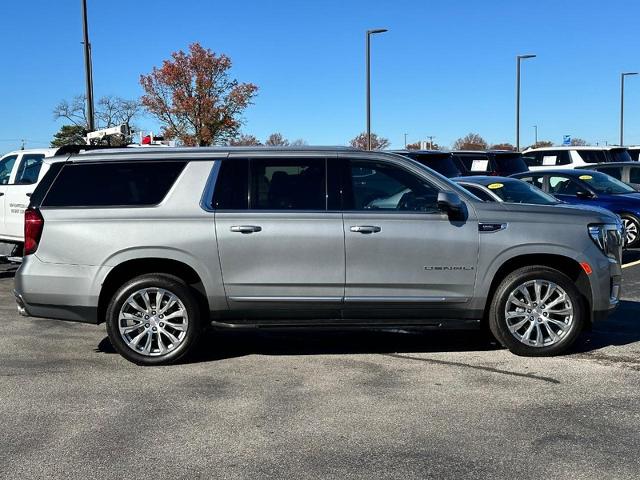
[55,144,125,156]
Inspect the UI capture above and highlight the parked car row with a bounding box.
[13,146,623,365]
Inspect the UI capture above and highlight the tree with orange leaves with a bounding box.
[140,43,258,146]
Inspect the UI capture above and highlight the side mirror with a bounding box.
[437,191,463,217]
[576,190,595,199]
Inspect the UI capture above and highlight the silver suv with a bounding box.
[14,147,623,365]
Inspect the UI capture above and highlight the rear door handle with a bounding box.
[230,225,262,234]
[0,192,4,197]
[350,225,381,234]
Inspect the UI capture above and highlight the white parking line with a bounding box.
[622,259,640,269]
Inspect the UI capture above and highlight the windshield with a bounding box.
[493,153,529,174]
[578,171,635,194]
[405,153,461,177]
[608,148,632,163]
[482,180,559,205]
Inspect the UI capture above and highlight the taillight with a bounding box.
[24,208,44,255]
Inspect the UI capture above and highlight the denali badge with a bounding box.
[424,266,475,271]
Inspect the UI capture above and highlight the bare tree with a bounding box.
[570,138,589,146]
[290,138,308,146]
[265,133,289,146]
[349,132,390,150]
[229,133,262,146]
[53,94,141,130]
[490,143,516,151]
[453,133,488,151]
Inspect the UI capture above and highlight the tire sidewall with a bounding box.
[106,274,201,366]
[489,267,584,356]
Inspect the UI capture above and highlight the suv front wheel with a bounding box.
[489,266,585,356]
[106,274,202,365]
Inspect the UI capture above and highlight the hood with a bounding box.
[474,200,619,226]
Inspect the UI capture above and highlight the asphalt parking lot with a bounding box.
[1,256,640,480]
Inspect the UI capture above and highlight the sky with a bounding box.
[1,0,639,152]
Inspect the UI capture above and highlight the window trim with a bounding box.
[12,153,45,186]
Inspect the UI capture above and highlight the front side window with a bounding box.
[549,176,581,196]
[517,175,545,190]
[344,160,439,213]
[42,161,186,207]
[0,155,18,185]
[14,154,44,185]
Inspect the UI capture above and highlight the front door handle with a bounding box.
[350,225,381,234]
[26,192,32,197]
[230,225,262,234]
[0,192,4,197]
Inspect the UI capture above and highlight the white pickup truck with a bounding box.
[0,148,59,254]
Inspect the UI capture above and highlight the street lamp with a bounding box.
[515,54,536,151]
[533,125,538,146]
[366,28,388,150]
[620,72,638,146]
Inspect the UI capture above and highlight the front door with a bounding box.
[0,154,19,241]
[214,156,344,319]
[340,156,479,320]
[5,153,45,240]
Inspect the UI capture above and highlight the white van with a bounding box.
[0,148,59,246]
[523,146,633,171]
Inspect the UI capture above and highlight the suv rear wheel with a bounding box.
[489,266,585,356]
[106,274,202,365]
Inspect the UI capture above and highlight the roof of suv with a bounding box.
[524,146,625,152]
[63,146,365,162]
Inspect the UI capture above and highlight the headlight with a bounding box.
[589,223,623,260]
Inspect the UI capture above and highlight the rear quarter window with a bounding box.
[42,161,186,207]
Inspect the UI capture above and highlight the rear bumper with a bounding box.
[14,255,102,324]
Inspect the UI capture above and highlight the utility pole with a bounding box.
[533,125,538,146]
[82,0,95,132]
[516,54,536,151]
[620,72,638,146]
[404,133,407,148]
[365,28,387,150]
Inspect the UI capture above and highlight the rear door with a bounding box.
[4,153,45,239]
[0,154,19,240]
[340,154,479,321]
[214,155,345,319]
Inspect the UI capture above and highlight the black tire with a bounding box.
[621,214,640,248]
[106,273,202,366]
[488,266,585,357]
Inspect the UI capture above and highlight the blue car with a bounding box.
[512,169,640,247]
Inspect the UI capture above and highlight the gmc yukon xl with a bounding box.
[14,147,623,365]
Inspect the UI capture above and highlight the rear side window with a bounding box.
[630,167,640,184]
[608,149,632,163]
[14,154,44,185]
[597,166,622,180]
[212,159,249,209]
[493,154,528,174]
[42,161,186,207]
[455,154,490,173]
[577,150,607,163]
[405,153,461,177]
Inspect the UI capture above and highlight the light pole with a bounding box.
[404,133,408,148]
[620,72,638,146]
[366,28,387,150]
[81,0,95,132]
[516,54,536,151]
[533,125,538,146]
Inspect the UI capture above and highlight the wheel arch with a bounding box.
[483,253,592,328]
[98,258,209,325]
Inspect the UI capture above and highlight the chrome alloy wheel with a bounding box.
[504,280,573,347]
[623,218,638,246]
[118,288,189,356]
